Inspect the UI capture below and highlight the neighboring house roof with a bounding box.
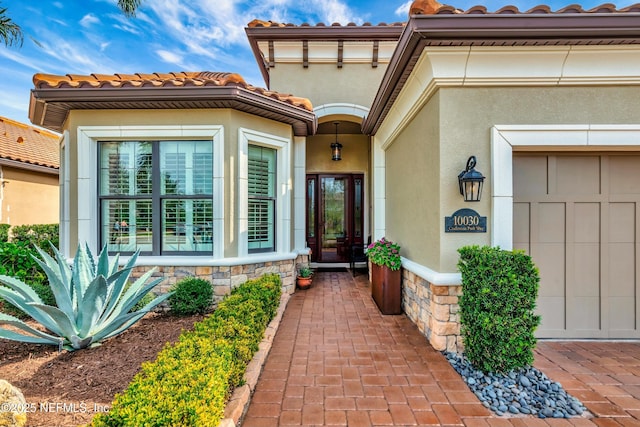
[0,116,60,174]
[29,71,316,136]
[245,21,405,87]
[362,1,640,134]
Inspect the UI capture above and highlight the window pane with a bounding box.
[102,199,152,253]
[161,141,213,196]
[248,145,276,197]
[162,199,213,252]
[248,145,276,252]
[248,199,274,251]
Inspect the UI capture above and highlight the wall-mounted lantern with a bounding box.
[331,122,342,161]
[458,156,485,202]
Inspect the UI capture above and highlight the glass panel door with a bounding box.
[321,177,349,262]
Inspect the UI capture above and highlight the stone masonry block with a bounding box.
[431,302,451,322]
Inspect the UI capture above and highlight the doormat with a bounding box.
[314,267,348,272]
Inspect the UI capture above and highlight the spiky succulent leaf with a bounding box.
[77,275,109,337]
[0,312,61,344]
[0,286,65,336]
[0,243,167,351]
[28,303,77,338]
[0,274,43,303]
[32,246,74,315]
[71,244,94,307]
[91,310,148,343]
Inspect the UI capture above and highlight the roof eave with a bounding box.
[362,12,640,135]
[245,24,405,90]
[30,86,317,136]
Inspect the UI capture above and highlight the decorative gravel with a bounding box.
[444,352,587,418]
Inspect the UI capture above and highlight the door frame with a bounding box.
[306,173,364,263]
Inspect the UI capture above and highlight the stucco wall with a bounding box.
[64,109,295,257]
[269,63,388,110]
[385,92,441,271]
[385,85,640,273]
[306,133,369,174]
[0,166,59,226]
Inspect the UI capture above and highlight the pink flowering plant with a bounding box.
[366,237,402,271]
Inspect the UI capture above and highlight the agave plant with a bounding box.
[0,243,171,351]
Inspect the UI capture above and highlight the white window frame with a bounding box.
[491,124,640,250]
[77,125,224,259]
[238,128,291,256]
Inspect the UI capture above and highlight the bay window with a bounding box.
[99,140,214,255]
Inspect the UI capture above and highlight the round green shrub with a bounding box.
[169,277,213,315]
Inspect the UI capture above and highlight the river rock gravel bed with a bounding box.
[445,352,588,418]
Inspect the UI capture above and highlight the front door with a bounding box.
[306,174,364,263]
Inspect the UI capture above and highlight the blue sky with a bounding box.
[0,0,635,128]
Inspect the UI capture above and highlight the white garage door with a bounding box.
[513,153,640,339]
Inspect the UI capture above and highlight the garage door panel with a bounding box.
[572,243,600,297]
[609,156,640,194]
[608,243,635,296]
[567,296,600,331]
[574,203,600,243]
[609,296,636,331]
[609,203,636,243]
[537,297,565,331]
[513,202,530,249]
[538,203,565,243]
[514,153,640,339]
[531,243,565,297]
[556,156,600,195]
[513,156,548,197]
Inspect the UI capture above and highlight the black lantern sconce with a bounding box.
[458,156,485,202]
[331,122,342,161]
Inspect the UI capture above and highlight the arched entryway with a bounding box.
[306,109,370,265]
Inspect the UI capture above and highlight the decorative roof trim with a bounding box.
[245,22,405,88]
[29,72,316,136]
[363,8,640,135]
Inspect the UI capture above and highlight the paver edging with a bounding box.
[218,291,291,427]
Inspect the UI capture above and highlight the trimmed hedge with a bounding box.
[91,274,282,427]
[457,246,541,373]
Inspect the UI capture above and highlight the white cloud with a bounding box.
[395,0,413,16]
[157,49,183,65]
[80,14,101,28]
[100,42,111,52]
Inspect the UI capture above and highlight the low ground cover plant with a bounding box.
[457,245,540,373]
[168,277,213,315]
[91,274,282,427]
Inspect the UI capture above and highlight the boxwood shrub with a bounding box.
[169,277,214,316]
[91,273,282,427]
[457,245,541,373]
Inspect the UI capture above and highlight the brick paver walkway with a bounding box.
[242,271,640,426]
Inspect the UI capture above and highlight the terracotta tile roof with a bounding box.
[0,116,59,169]
[247,19,406,28]
[32,71,313,112]
[427,2,640,14]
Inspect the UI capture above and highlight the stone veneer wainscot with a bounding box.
[402,268,462,353]
[129,254,310,305]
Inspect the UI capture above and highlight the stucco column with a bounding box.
[293,136,307,251]
[372,134,386,241]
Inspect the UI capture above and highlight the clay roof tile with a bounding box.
[0,116,59,169]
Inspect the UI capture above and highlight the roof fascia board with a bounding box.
[0,157,59,175]
[362,12,640,135]
[30,86,317,136]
